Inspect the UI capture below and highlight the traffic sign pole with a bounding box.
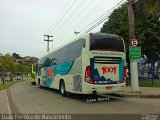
[128,0,140,93]
[129,46,141,92]
[130,60,139,92]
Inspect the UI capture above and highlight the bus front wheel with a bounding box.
[60,80,67,97]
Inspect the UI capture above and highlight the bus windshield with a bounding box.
[90,35,124,52]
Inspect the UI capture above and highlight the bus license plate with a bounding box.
[106,86,113,90]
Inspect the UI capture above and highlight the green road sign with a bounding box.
[129,46,141,60]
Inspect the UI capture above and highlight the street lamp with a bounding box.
[74,31,80,37]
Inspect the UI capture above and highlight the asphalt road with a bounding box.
[6,80,160,120]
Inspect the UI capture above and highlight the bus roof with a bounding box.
[90,32,120,38]
[39,32,121,59]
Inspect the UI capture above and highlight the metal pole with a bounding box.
[47,40,49,52]
[128,0,139,92]
[44,35,53,52]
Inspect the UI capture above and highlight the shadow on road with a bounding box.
[36,85,122,103]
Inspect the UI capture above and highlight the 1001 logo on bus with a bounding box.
[47,69,54,76]
[101,66,116,74]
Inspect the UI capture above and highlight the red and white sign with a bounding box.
[101,66,117,74]
[47,69,54,77]
[130,38,138,46]
[95,64,119,80]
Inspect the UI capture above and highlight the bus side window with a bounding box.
[69,39,83,61]
[54,51,60,64]
[37,64,42,76]
[59,46,69,64]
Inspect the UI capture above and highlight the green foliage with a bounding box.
[0,80,24,90]
[0,54,15,76]
[0,53,31,79]
[143,0,160,16]
[100,1,160,62]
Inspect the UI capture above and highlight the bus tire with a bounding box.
[32,82,36,85]
[60,80,67,97]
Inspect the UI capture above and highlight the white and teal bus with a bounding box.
[36,33,126,96]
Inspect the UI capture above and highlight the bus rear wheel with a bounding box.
[60,81,67,97]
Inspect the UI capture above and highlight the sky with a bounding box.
[0,0,126,58]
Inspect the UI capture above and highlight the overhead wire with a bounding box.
[64,0,126,43]
[85,12,112,33]
[80,0,126,34]
[57,0,125,40]
[45,1,72,34]
[54,0,94,36]
[45,0,126,51]
[54,0,105,41]
[72,0,105,28]
[50,0,87,35]
[47,0,77,34]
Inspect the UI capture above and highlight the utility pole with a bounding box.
[44,35,53,52]
[128,0,139,92]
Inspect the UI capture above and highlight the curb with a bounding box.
[6,85,21,114]
[115,93,160,98]
[100,92,160,98]
[4,90,12,114]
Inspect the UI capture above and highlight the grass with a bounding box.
[0,80,24,91]
[126,78,160,87]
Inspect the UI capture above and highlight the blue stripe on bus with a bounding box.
[46,77,52,87]
[119,60,124,81]
[54,61,74,75]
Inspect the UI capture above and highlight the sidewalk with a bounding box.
[118,87,160,98]
[0,90,12,114]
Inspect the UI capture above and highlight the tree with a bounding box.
[145,0,160,16]
[101,3,129,60]
[2,54,17,81]
[0,53,33,82]
[134,0,160,64]
[12,53,21,59]
[101,1,160,79]
[0,54,14,82]
[0,53,3,71]
[0,53,5,84]
[23,65,31,80]
[101,1,160,62]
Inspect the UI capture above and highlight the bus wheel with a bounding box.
[32,82,36,85]
[60,81,67,97]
